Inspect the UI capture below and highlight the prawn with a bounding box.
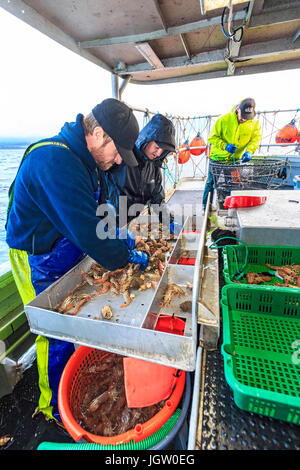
[120,291,132,308]
[97,281,111,295]
[70,293,97,315]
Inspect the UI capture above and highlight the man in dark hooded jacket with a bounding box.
[99,114,182,234]
[6,98,148,422]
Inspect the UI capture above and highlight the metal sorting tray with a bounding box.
[24,218,201,370]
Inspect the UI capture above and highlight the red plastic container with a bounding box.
[224,195,267,209]
[155,315,186,336]
[58,346,185,445]
[178,257,195,265]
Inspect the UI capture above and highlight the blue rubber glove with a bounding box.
[241,151,252,163]
[225,143,237,154]
[116,227,136,250]
[128,250,148,271]
[170,222,182,236]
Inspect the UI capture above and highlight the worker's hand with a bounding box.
[170,222,182,236]
[128,250,148,271]
[116,227,136,250]
[225,143,237,154]
[241,151,252,163]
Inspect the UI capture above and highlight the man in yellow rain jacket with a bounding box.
[202,98,262,211]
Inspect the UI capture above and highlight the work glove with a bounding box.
[116,227,136,250]
[241,151,252,163]
[128,250,148,271]
[170,222,182,236]
[225,143,237,154]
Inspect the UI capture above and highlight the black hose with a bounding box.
[221,7,244,43]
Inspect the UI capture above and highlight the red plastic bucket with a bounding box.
[58,346,185,445]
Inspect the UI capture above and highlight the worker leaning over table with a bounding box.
[5,98,148,422]
[98,114,182,235]
[202,98,262,212]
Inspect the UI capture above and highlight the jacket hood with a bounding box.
[58,113,96,171]
[135,114,175,166]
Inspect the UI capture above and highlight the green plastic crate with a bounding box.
[223,245,300,287]
[221,284,300,424]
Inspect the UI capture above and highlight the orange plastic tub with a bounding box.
[58,346,185,445]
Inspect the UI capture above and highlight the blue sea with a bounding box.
[0,146,26,266]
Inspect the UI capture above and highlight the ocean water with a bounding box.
[0,147,25,265]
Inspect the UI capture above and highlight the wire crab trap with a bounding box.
[210,158,287,193]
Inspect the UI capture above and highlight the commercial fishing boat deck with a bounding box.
[1,180,300,451]
[0,0,300,452]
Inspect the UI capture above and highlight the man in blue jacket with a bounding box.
[98,114,182,235]
[6,98,148,422]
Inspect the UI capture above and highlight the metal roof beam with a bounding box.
[78,5,300,49]
[78,10,246,48]
[120,37,300,74]
[129,58,300,85]
[240,37,300,60]
[118,49,223,74]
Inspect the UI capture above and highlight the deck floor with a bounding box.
[1,185,299,451]
[0,360,74,450]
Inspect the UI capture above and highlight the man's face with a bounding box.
[86,127,122,171]
[144,141,164,160]
[236,107,247,124]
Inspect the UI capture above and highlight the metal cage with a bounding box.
[210,159,286,192]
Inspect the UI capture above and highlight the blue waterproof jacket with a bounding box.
[99,114,175,223]
[6,114,130,272]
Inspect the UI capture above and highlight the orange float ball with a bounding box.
[178,140,190,164]
[190,132,206,156]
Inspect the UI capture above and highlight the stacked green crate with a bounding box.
[221,284,300,424]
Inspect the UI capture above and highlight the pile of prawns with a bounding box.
[55,224,174,316]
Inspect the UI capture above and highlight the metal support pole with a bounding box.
[199,0,206,16]
[119,75,131,99]
[111,73,120,100]
[187,347,203,450]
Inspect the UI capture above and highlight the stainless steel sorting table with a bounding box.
[24,216,203,371]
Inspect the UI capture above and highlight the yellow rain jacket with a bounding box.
[208,108,262,162]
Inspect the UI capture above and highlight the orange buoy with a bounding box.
[178,140,190,164]
[190,132,206,156]
[275,120,298,145]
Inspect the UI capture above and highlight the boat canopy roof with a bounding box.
[1,0,300,85]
